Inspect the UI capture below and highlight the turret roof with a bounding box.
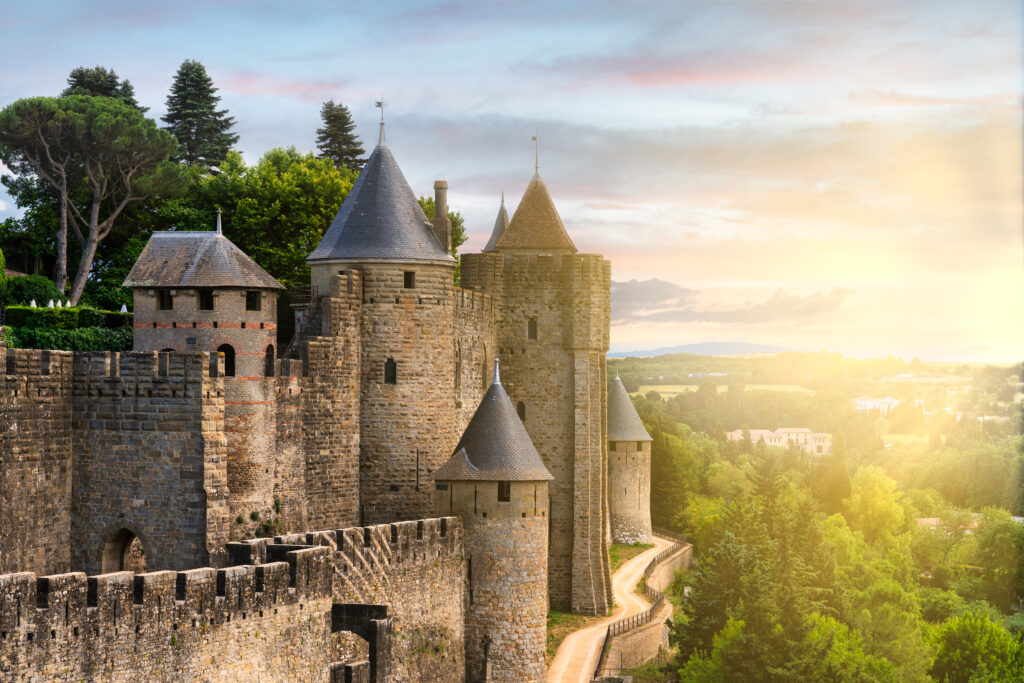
[434,361,553,482]
[308,142,454,263]
[608,374,653,442]
[496,173,576,252]
[482,194,509,252]
[123,231,284,290]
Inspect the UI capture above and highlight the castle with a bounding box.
[0,129,654,681]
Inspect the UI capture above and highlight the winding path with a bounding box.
[547,535,672,683]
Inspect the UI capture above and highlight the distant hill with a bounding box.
[608,341,791,358]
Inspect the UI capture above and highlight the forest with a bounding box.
[629,357,1024,681]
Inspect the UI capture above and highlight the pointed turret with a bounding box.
[308,141,453,263]
[607,373,653,544]
[608,374,653,442]
[483,193,510,252]
[495,173,576,252]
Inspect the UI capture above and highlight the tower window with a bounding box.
[158,290,173,310]
[609,441,616,452]
[384,358,397,385]
[198,289,214,310]
[498,481,511,502]
[636,441,643,452]
[403,271,416,288]
[517,401,526,422]
[527,318,537,340]
[217,344,236,377]
[245,291,262,311]
[264,345,275,377]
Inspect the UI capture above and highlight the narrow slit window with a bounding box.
[198,290,214,310]
[384,358,397,385]
[245,291,262,311]
[527,318,537,340]
[158,290,173,310]
[403,271,416,288]
[636,441,643,452]
[498,481,511,502]
[517,401,526,422]
[264,345,275,377]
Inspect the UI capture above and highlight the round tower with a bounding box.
[124,214,285,536]
[434,360,552,683]
[307,128,457,524]
[607,371,653,544]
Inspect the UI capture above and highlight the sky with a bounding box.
[1,0,1021,362]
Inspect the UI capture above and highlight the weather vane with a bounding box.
[376,97,388,144]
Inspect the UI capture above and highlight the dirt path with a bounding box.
[546,535,672,683]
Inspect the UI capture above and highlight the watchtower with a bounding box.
[461,170,613,615]
[307,130,458,525]
[607,372,653,544]
[124,223,284,533]
[434,360,551,683]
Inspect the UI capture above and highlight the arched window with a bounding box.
[218,344,236,377]
[265,344,275,377]
[517,401,526,422]
[384,358,397,385]
[102,529,147,573]
[527,318,537,340]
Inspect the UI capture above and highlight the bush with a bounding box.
[4,326,132,351]
[4,305,79,329]
[77,306,105,327]
[103,310,132,329]
[0,274,62,307]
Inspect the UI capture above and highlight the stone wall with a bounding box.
[0,546,350,682]
[70,351,230,575]
[453,288,497,434]
[608,441,652,544]
[0,349,74,576]
[231,517,466,683]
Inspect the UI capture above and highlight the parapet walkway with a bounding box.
[547,535,673,683]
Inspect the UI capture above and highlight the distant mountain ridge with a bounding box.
[608,341,791,358]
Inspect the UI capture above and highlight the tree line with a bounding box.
[0,62,457,318]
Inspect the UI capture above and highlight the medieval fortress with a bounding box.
[0,132,653,681]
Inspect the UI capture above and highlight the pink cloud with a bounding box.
[221,72,350,104]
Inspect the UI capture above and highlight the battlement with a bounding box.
[0,546,330,647]
[2,347,73,379]
[70,351,224,399]
[454,287,494,315]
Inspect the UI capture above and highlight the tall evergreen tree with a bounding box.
[61,66,146,111]
[162,60,238,169]
[315,100,365,171]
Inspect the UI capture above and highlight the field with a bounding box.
[636,383,815,397]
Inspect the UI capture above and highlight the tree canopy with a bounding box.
[315,100,365,172]
[162,60,238,169]
[61,66,145,111]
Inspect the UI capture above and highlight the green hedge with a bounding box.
[0,275,63,307]
[4,305,131,330]
[4,326,132,352]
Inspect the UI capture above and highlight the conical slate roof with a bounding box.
[496,172,577,252]
[608,374,652,442]
[434,361,553,482]
[123,231,283,290]
[482,194,509,252]
[308,143,454,263]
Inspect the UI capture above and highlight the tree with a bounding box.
[162,60,238,169]
[61,66,145,111]
[843,466,909,547]
[158,147,355,289]
[971,508,1024,612]
[930,608,1023,681]
[315,101,365,172]
[0,97,77,291]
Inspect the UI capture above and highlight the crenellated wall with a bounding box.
[0,349,74,576]
[70,351,229,574]
[0,546,346,682]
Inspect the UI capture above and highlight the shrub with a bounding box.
[5,326,132,351]
[77,306,106,327]
[1,275,62,307]
[4,305,79,330]
[103,310,132,329]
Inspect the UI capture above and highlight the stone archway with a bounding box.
[101,528,148,573]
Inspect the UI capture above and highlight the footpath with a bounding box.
[547,532,692,683]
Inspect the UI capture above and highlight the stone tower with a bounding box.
[461,171,613,615]
[307,132,458,525]
[607,372,653,544]
[124,224,284,534]
[434,359,552,683]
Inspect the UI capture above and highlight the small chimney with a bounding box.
[433,180,451,254]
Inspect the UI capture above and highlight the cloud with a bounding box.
[612,279,852,326]
[220,72,350,104]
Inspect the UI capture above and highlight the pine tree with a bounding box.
[61,66,146,112]
[315,101,365,172]
[162,60,238,169]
